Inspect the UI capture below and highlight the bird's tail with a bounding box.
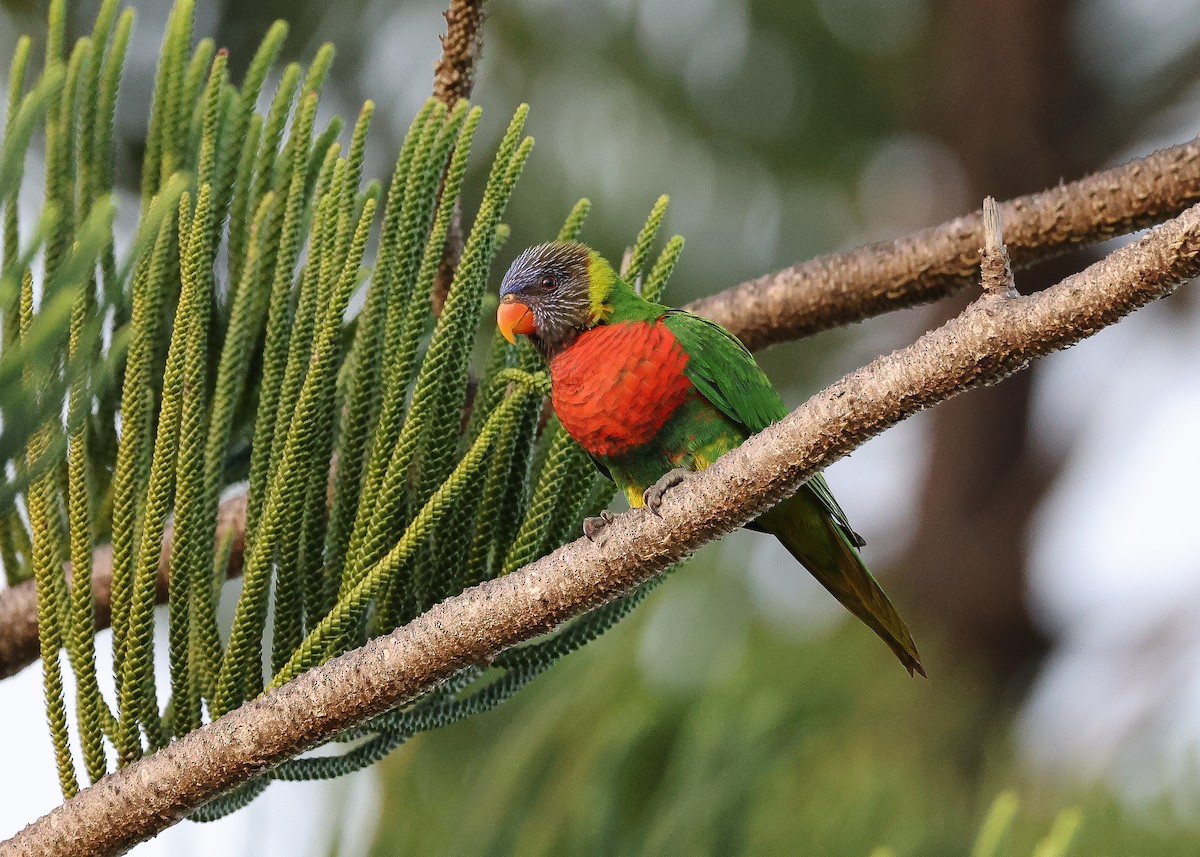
[758,491,925,677]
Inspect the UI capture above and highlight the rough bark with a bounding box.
[431,0,485,107]
[0,138,1198,680]
[686,137,1200,351]
[5,192,1200,857]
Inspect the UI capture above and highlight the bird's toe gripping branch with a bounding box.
[642,468,691,517]
[583,509,615,542]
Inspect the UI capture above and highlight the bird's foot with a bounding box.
[583,510,615,542]
[642,469,691,517]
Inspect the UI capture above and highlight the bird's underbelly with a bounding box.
[550,321,694,459]
[602,398,747,507]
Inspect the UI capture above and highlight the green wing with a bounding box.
[662,311,786,431]
[663,310,865,547]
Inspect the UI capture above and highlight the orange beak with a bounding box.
[496,295,536,344]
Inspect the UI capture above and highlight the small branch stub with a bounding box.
[980,196,1017,298]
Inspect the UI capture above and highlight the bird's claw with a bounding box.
[642,469,690,517]
[583,510,615,542]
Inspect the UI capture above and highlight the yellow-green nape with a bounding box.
[585,247,616,322]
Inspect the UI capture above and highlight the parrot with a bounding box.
[496,241,924,676]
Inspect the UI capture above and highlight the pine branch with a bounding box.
[687,137,1200,350]
[6,193,1200,857]
[0,139,1198,680]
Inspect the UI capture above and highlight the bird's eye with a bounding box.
[540,274,558,291]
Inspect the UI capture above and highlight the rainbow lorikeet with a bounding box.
[497,241,924,676]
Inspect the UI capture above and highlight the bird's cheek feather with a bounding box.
[496,299,536,344]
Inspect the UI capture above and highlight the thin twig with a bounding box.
[431,0,485,107]
[432,198,464,316]
[0,139,1199,679]
[430,0,485,315]
[5,194,1200,857]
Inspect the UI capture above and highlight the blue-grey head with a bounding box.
[496,240,615,358]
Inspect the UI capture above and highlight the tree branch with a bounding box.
[430,0,485,315]
[687,137,1200,350]
[0,495,246,680]
[431,0,485,107]
[5,198,1200,857]
[1,137,1199,680]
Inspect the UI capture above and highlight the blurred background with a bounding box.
[4,0,1200,852]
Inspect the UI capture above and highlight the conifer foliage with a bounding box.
[0,0,683,813]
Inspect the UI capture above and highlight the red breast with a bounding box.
[549,320,693,459]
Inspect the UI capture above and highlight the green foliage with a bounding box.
[4,0,687,814]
